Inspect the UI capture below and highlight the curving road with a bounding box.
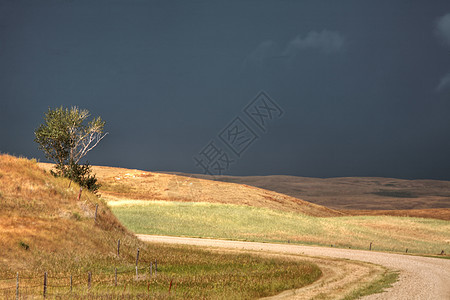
[137,235,450,300]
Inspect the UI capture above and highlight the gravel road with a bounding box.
[137,235,450,300]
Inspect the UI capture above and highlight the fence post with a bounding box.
[77,187,83,201]
[117,239,120,257]
[115,268,117,287]
[135,266,138,280]
[70,275,73,293]
[43,272,47,298]
[94,204,99,222]
[15,272,19,300]
[136,248,140,266]
[88,271,91,291]
[369,242,372,251]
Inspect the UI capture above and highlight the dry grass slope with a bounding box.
[0,155,144,275]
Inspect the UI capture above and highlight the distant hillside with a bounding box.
[38,164,343,217]
[167,173,450,211]
[0,155,146,274]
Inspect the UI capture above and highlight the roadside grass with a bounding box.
[423,255,450,259]
[343,270,399,300]
[109,200,450,255]
[1,243,321,299]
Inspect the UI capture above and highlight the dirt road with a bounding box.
[137,235,450,299]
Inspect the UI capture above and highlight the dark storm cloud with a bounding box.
[1,1,450,180]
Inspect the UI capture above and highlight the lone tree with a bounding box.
[34,106,108,192]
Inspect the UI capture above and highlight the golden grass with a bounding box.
[0,155,141,274]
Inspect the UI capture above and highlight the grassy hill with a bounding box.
[0,155,136,274]
[1,155,322,298]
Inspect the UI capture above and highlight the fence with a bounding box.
[0,262,158,299]
[1,191,167,298]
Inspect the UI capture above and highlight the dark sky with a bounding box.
[1,1,450,180]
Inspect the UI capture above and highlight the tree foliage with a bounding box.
[51,161,101,193]
[34,106,107,192]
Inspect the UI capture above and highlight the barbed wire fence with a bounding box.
[0,243,162,299]
[0,176,173,298]
[0,263,161,298]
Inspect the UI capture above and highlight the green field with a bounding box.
[109,200,450,255]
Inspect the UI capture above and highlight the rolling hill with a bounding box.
[0,155,144,275]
